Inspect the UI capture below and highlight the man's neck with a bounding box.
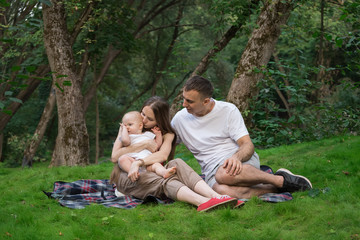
[197,98,215,117]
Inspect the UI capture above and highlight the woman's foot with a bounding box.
[197,195,237,212]
[163,167,177,178]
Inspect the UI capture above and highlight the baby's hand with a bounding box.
[151,126,161,135]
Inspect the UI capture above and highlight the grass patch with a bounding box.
[0,136,359,239]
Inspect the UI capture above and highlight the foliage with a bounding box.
[0,1,47,115]
[206,0,260,29]
[1,0,360,165]
[0,136,359,239]
[246,0,360,148]
[250,66,360,148]
[3,133,49,167]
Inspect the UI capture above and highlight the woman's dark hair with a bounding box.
[142,96,177,160]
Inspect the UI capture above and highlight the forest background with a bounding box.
[0,0,359,168]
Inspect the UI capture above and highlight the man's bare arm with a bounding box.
[222,135,254,176]
[234,135,255,162]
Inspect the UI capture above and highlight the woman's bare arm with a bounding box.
[110,127,157,163]
[142,132,174,165]
[126,133,174,182]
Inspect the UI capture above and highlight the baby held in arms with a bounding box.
[117,111,176,179]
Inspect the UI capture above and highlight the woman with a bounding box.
[110,96,242,212]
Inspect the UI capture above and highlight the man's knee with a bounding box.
[215,167,233,185]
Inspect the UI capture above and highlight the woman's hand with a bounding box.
[127,161,142,182]
[145,139,158,153]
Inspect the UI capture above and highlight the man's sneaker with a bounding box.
[197,195,237,212]
[233,200,245,209]
[275,168,312,192]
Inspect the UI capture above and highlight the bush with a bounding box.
[2,133,50,167]
[249,80,360,148]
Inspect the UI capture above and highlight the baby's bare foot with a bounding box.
[163,167,177,178]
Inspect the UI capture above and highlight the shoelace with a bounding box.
[216,195,232,199]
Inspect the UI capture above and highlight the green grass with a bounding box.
[0,136,359,240]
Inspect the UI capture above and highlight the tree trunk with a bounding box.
[0,133,3,162]
[82,47,122,112]
[43,0,89,167]
[95,92,99,164]
[22,85,56,168]
[316,0,332,101]
[151,4,184,96]
[226,0,295,124]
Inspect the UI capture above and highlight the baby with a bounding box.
[117,111,176,178]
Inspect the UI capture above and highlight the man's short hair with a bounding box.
[183,75,213,99]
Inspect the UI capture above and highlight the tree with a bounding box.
[22,84,56,167]
[43,0,89,166]
[169,0,261,117]
[226,0,295,124]
[0,1,48,132]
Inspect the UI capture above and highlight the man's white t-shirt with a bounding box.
[171,99,249,184]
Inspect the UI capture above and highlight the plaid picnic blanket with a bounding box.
[256,165,293,203]
[43,179,173,209]
[43,165,292,209]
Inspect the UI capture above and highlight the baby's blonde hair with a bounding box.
[122,111,142,123]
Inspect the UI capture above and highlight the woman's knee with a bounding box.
[110,165,121,185]
[167,158,183,167]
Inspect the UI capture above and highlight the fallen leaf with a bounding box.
[342,171,349,175]
[308,188,320,198]
[5,232,12,237]
[350,233,359,240]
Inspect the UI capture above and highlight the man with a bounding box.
[171,75,312,199]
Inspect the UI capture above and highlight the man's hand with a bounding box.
[127,161,141,182]
[222,156,243,176]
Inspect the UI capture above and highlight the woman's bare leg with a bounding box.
[176,186,209,206]
[193,180,222,198]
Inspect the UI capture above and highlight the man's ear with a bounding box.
[203,97,211,105]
